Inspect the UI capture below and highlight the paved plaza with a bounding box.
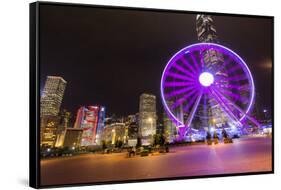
[41,136,272,186]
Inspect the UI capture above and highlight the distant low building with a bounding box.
[102,122,127,145]
[40,116,60,148]
[63,128,83,148]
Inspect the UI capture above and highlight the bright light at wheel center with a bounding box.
[199,72,214,87]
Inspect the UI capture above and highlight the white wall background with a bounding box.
[0,0,279,189]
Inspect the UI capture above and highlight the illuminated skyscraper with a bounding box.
[40,76,66,147]
[196,15,229,128]
[163,113,177,143]
[139,93,157,145]
[96,106,106,145]
[74,106,105,146]
[196,15,218,43]
[41,76,67,117]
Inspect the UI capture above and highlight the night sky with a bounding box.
[39,4,273,117]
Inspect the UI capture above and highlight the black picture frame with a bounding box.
[30,1,274,188]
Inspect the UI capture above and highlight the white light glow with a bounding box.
[199,72,214,87]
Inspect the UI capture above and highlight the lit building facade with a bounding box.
[54,110,72,147]
[163,100,180,142]
[74,106,105,146]
[41,76,67,117]
[63,128,83,148]
[102,122,128,145]
[163,112,177,143]
[40,116,60,148]
[96,106,106,145]
[139,93,157,145]
[41,109,72,148]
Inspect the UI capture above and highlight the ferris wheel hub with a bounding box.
[199,72,214,87]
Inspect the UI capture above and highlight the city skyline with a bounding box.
[39,5,273,117]
[34,3,273,187]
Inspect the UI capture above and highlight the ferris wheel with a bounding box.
[160,43,258,135]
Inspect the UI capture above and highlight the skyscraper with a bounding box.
[40,76,67,117]
[163,113,177,143]
[96,106,106,145]
[40,76,67,148]
[139,93,157,145]
[196,15,229,129]
[196,15,219,43]
[74,106,105,146]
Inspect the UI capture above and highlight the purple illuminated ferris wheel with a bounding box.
[161,43,258,137]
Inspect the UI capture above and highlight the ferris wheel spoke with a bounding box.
[166,71,196,82]
[172,62,196,77]
[215,82,243,94]
[227,75,249,82]
[181,58,198,75]
[226,64,242,74]
[217,88,240,100]
[213,87,259,126]
[214,86,245,107]
[214,57,231,73]
[210,87,242,126]
[206,90,224,121]
[200,56,205,69]
[216,83,244,91]
[185,90,203,127]
[164,81,195,88]
[213,86,240,106]
[199,93,209,122]
[189,53,201,73]
[165,85,197,99]
[171,88,198,110]
[182,90,200,112]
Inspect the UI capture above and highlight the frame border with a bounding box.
[29,1,274,189]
